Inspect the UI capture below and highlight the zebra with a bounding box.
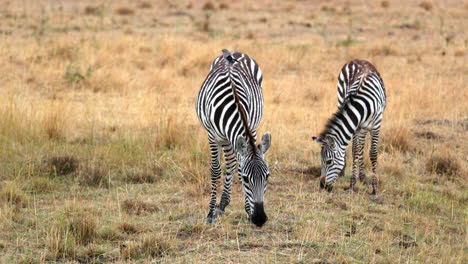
[196,49,271,227]
[312,59,386,195]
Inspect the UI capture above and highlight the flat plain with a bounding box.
[0,0,466,263]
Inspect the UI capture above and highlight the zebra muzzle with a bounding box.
[251,202,268,227]
[320,177,333,192]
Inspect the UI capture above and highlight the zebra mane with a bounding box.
[318,103,350,141]
[229,71,258,154]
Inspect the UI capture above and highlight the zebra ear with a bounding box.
[258,132,271,154]
[312,136,323,144]
[236,135,250,156]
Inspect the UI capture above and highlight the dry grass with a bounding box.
[426,154,463,178]
[121,198,159,215]
[77,162,109,187]
[119,221,141,234]
[419,1,433,11]
[121,234,173,259]
[44,155,79,176]
[0,181,28,208]
[0,0,466,263]
[381,124,415,153]
[115,6,135,16]
[202,1,216,11]
[46,211,98,260]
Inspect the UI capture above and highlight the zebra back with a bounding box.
[337,59,383,109]
[196,52,264,149]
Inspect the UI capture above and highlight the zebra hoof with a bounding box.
[206,216,216,224]
[345,188,354,194]
[206,210,218,224]
[215,207,225,216]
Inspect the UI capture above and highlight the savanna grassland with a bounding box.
[0,0,467,263]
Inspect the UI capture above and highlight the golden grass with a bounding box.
[0,0,466,263]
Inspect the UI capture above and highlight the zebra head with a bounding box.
[312,135,345,192]
[236,132,271,227]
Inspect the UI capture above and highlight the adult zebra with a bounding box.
[312,59,386,195]
[196,49,271,227]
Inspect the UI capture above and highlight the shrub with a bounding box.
[426,154,462,178]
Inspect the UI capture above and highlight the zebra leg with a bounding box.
[358,132,367,184]
[349,131,365,191]
[369,128,381,196]
[218,144,236,215]
[206,138,222,224]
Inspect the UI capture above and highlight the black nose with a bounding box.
[251,202,268,227]
[320,178,333,192]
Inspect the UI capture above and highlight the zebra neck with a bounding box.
[229,72,257,154]
[321,99,363,148]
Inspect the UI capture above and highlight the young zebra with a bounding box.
[196,49,271,227]
[312,59,386,195]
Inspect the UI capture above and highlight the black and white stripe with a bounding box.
[313,59,386,195]
[196,50,271,227]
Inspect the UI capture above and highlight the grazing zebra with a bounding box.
[196,49,271,227]
[312,59,386,195]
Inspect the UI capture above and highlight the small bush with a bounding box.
[381,1,390,8]
[115,7,135,16]
[426,154,462,178]
[219,2,229,9]
[202,1,216,10]
[419,1,433,11]
[44,155,79,176]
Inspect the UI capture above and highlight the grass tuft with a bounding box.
[115,7,135,16]
[119,221,140,234]
[124,168,157,184]
[202,1,216,10]
[122,198,159,215]
[381,125,414,153]
[0,181,28,208]
[138,2,152,9]
[46,211,98,260]
[67,214,98,245]
[177,223,207,239]
[426,154,462,178]
[121,234,173,259]
[28,177,57,193]
[98,227,124,241]
[419,1,433,11]
[44,155,79,176]
[78,162,109,187]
